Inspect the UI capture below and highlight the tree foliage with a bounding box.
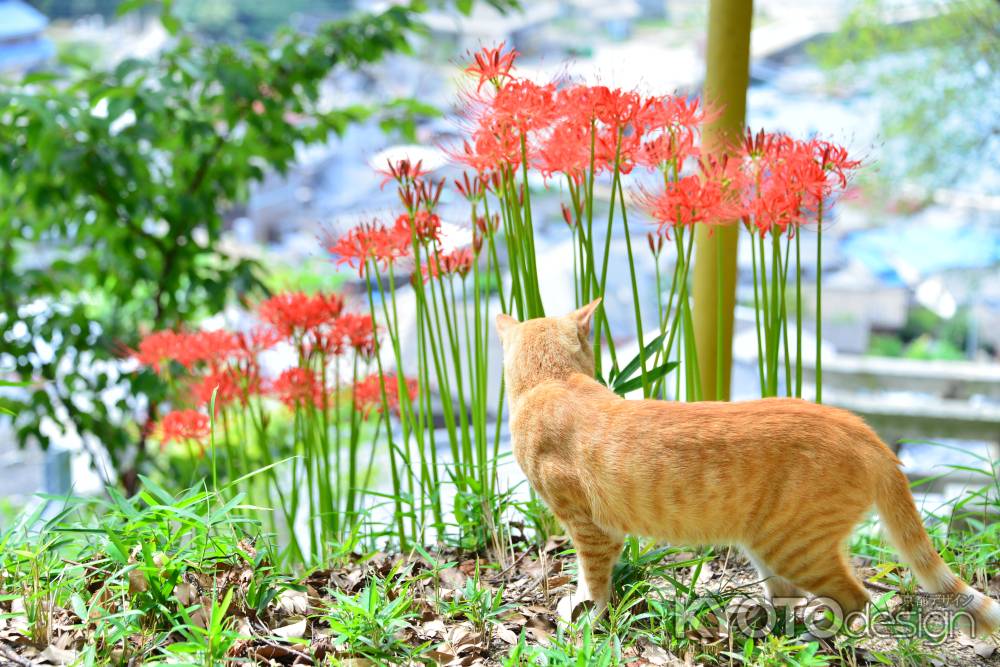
[813,0,1000,193]
[0,3,435,490]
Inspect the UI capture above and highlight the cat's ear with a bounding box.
[568,298,602,335]
[496,313,518,336]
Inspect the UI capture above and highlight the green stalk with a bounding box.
[795,230,803,398]
[584,118,597,303]
[362,258,407,549]
[780,232,793,397]
[615,175,650,395]
[384,262,431,538]
[594,129,625,377]
[768,231,782,396]
[651,227,694,397]
[424,256,468,490]
[345,353,361,529]
[816,202,824,404]
[747,225,767,396]
[715,232,724,400]
[518,133,544,316]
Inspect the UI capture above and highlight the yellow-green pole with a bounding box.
[691,0,753,401]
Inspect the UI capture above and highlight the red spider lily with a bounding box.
[271,367,324,409]
[156,409,210,446]
[454,172,487,201]
[133,329,238,372]
[490,79,559,134]
[353,372,419,416]
[465,42,519,92]
[190,330,241,365]
[133,331,193,372]
[232,327,282,359]
[561,203,576,229]
[637,94,713,136]
[376,158,429,188]
[419,247,475,282]
[452,120,522,173]
[812,139,862,194]
[395,211,442,246]
[638,157,745,235]
[258,292,344,339]
[594,125,641,174]
[534,117,591,181]
[475,214,500,237]
[739,131,859,235]
[336,313,378,359]
[637,127,698,171]
[591,86,647,128]
[190,366,262,410]
[328,221,411,277]
[647,232,664,258]
[311,328,346,357]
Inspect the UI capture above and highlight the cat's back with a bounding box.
[509,374,615,443]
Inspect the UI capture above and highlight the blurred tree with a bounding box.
[173,0,354,42]
[813,0,1000,194]
[29,0,122,20]
[0,1,436,493]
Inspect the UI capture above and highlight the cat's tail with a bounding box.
[876,463,999,638]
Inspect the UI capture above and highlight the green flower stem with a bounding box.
[615,175,650,396]
[519,133,543,316]
[430,248,473,485]
[650,228,693,398]
[362,259,407,549]
[780,232,793,397]
[423,259,467,490]
[767,231,782,396]
[715,230,724,400]
[815,202,824,404]
[795,230,803,398]
[594,130,624,377]
[747,226,767,396]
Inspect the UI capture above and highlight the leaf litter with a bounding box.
[1,536,997,666]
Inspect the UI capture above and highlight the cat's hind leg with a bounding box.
[567,520,624,617]
[756,534,870,623]
[745,549,805,603]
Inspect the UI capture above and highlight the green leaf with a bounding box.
[610,332,667,390]
[612,362,678,396]
[160,0,181,35]
[116,0,151,17]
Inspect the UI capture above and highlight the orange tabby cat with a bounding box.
[496,299,999,637]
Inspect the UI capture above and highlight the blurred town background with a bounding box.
[2,0,998,517]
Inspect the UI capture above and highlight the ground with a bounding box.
[3,532,996,666]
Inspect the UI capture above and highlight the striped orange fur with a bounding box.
[496,299,999,638]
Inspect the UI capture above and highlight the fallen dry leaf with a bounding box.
[271,618,307,639]
[494,624,519,645]
[37,645,78,666]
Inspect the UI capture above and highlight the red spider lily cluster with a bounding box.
[456,46,713,182]
[418,247,475,283]
[132,290,418,449]
[327,173,460,277]
[353,373,419,416]
[327,148,488,286]
[452,44,858,237]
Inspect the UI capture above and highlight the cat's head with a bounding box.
[495,299,601,393]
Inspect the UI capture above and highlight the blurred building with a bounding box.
[0,0,55,73]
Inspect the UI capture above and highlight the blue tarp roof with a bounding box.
[0,35,54,70]
[0,1,48,41]
[841,211,1000,286]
